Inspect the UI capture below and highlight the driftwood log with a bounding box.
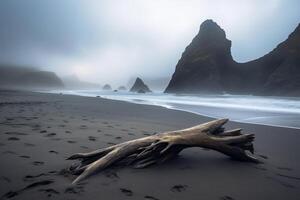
[67,119,259,184]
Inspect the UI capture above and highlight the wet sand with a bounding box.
[0,90,299,200]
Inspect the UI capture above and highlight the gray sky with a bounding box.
[0,0,299,86]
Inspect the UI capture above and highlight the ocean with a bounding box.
[47,90,300,129]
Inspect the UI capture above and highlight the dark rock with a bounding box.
[118,86,127,90]
[137,89,146,93]
[165,19,300,96]
[102,84,112,90]
[130,77,152,93]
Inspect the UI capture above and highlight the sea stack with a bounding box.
[118,86,127,91]
[130,77,152,93]
[102,84,112,90]
[165,20,300,96]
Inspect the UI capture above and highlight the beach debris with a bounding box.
[67,119,259,184]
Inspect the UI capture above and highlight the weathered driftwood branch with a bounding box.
[67,119,259,184]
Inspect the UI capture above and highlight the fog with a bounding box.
[0,0,299,87]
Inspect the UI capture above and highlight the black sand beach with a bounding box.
[0,90,299,200]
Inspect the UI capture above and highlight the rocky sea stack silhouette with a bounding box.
[118,86,127,91]
[130,77,152,93]
[165,19,300,96]
[102,84,112,90]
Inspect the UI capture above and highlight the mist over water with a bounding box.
[48,90,300,129]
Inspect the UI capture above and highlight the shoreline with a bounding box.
[0,90,299,200]
[43,90,300,130]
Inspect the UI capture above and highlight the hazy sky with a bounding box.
[0,0,299,86]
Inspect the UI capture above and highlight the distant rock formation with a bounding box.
[118,86,127,91]
[0,65,64,89]
[127,76,170,91]
[130,77,152,93]
[165,20,300,96]
[102,84,112,90]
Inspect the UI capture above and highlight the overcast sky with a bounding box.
[0,0,299,86]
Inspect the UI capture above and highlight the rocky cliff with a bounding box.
[165,20,300,96]
[0,65,64,89]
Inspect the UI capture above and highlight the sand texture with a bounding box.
[0,90,299,200]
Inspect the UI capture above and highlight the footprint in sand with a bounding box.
[144,195,160,200]
[49,150,59,154]
[120,188,133,196]
[33,124,41,128]
[20,155,31,159]
[45,133,56,137]
[40,130,47,133]
[64,186,85,194]
[2,180,54,199]
[32,161,44,166]
[7,137,20,141]
[24,143,35,147]
[115,136,122,140]
[38,188,60,197]
[104,171,119,180]
[88,136,97,141]
[220,196,235,200]
[5,132,28,136]
[171,184,188,192]
[80,125,87,129]
[23,173,48,181]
